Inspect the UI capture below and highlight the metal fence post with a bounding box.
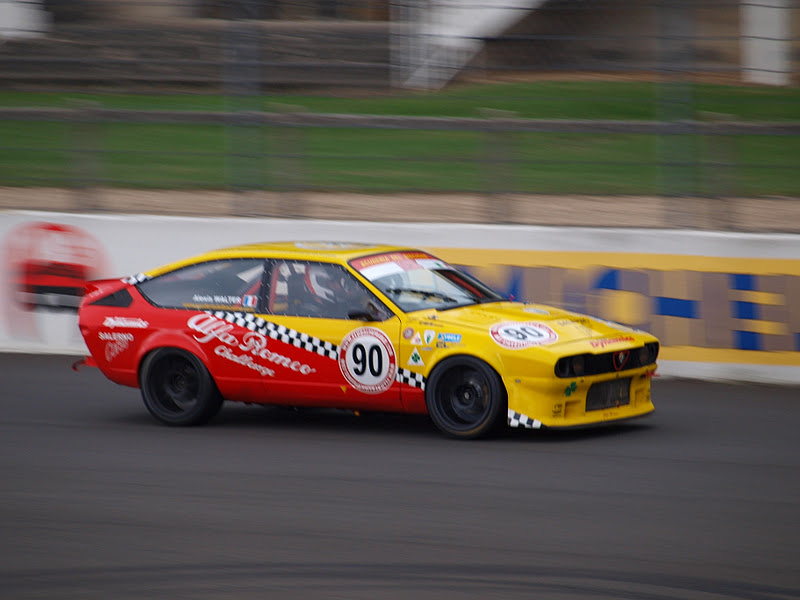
[699,111,738,230]
[225,0,266,216]
[656,0,698,228]
[270,104,308,219]
[69,100,102,212]
[480,108,517,224]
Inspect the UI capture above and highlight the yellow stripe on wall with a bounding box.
[732,319,788,336]
[431,248,800,275]
[729,290,785,305]
[660,347,800,366]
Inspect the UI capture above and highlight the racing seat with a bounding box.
[285,272,320,317]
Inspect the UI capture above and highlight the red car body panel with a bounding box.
[78,280,418,412]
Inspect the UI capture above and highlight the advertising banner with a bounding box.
[2,210,798,382]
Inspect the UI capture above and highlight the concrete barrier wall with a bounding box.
[2,210,799,383]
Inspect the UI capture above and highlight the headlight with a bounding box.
[555,354,586,378]
[638,342,659,365]
[572,355,585,376]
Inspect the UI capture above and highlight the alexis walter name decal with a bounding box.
[187,313,316,377]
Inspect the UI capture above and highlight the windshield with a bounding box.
[349,251,504,313]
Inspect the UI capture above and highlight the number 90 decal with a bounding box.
[339,327,397,394]
[490,321,558,349]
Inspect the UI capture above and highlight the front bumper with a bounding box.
[505,366,657,429]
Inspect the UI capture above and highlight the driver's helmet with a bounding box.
[305,265,343,304]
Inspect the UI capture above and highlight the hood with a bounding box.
[412,301,650,352]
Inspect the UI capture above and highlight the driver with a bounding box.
[304,264,365,319]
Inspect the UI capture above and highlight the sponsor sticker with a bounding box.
[589,336,635,349]
[416,258,452,270]
[410,332,423,345]
[403,327,415,340]
[408,347,424,367]
[423,330,436,345]
[99,331,134,362]
[437,332,462,344]
[338,327,397,395]
[490,321,558,349]
[103,317,149,329]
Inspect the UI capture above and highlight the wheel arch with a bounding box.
[136,330,212,382]
[424,353,509,439]
[427,351,507,392]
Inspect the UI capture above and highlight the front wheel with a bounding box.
[425,356,506,439]
[139,348,223,426]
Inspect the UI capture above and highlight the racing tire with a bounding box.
[425,356,506,439]
[139,348,223,426]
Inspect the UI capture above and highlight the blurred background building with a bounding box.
[0,1,797,228]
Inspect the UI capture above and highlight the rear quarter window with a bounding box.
[136,259,265,311]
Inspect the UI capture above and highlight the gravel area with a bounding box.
[2,187,799,232]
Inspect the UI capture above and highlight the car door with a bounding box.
[261,259,403,411]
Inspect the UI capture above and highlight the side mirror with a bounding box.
[347,300,385,322]
[347,309,376,321]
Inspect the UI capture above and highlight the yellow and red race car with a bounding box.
[77,242,658,438]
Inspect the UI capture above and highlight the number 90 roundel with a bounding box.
[338,327,397,394]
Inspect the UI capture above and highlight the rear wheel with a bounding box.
[139,348,223,426]
[425,356,506,439]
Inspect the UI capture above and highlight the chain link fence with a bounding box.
[0,0,797,228]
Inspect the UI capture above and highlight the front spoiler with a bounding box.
[508,407,655,430]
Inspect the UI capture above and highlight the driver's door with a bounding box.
[260,259,403,411]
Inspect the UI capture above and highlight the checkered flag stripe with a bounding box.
[508,409,542,429]
[396,368,426,390]
[211,311,339,360]
[124,272,150,285]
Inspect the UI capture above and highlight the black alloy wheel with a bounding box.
[425,356,506,439]
[139,348,223,426]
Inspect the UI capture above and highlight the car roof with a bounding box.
[208,241,412,260]
[144,242,419,277]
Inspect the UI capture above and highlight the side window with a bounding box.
[268,260,387,320]
[137,259,265,311]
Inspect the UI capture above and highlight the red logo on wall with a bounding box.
[3,222,109,339]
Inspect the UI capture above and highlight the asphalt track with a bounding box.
[1,354,798,600]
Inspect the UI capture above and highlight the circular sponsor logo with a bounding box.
[402,327,415,340]
[338,327,397,394]
[490,321,558,349]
